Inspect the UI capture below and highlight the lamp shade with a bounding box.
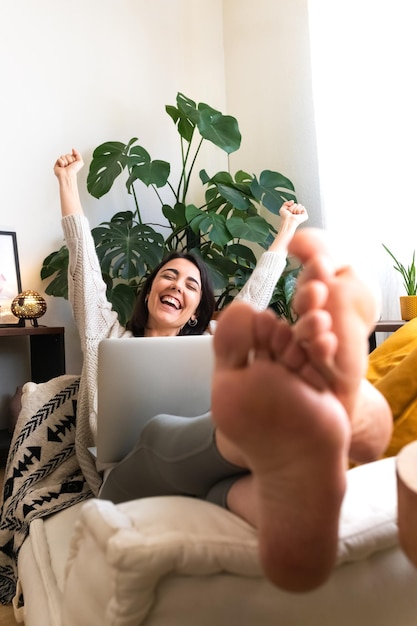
[11,290,47,326]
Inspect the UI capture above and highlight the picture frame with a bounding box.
[0,230,24,327]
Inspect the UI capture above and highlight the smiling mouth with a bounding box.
[160,295,181,310]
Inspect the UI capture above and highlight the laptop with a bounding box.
[95,334,214,466]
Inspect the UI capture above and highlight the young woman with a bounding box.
[55,150,393,591]
[55,148,308,499]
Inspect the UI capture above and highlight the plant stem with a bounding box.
[131,186,142,224]
[182,137,204,202]
[176,135,193,200]
[150,184,164,206]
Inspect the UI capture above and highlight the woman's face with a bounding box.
[145,258,202,336]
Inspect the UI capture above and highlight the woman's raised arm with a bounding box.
[53,148,85,217]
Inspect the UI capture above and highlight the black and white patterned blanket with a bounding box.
[0,375,93,605]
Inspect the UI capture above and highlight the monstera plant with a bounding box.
[41,92,299,325]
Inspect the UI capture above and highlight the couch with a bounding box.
[5,370,417,625]
[12,459,417,623]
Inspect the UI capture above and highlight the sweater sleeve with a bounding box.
[62,214,133,496]
[235,250,287,311]
[62,214,127,347]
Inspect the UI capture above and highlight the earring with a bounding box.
[188,317,198,327]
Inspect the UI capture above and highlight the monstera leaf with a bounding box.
[250,170,296,214]
[92,212,165,280]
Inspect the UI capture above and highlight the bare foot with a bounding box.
[212,302,350,591]
[211,228,377,592]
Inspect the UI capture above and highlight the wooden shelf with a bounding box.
[373,320,406,333]
[0,325,64,337]
[369,320,406,352]
[0,429,12,464]
[0,325,65,383]
[0,429,12,446]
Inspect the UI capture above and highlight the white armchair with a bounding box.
[14,454,417,626]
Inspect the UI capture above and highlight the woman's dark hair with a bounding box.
[127,251,215,336]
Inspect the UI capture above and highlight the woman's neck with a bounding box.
[144,326,181,337]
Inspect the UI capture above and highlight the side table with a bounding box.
[368,320,406,352]
[0,326,66,463]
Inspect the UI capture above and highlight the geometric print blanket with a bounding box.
[0,375,93,605]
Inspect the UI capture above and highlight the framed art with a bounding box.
[0,230,24,327]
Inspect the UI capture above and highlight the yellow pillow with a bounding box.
[367,318,417,457]
[371,345,417,422]
[367,317,417,385]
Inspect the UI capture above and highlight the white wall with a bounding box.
[223,0,322,231]
[0,0,321,428]
[308,0,417,320]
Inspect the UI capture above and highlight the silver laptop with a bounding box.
[96,334,214,466]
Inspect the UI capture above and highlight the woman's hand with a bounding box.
[279,200,308,226]
[267,201,309,254]
[54,148,84,179]
[54,148,85,217]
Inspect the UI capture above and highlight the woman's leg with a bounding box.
[99,412,248,504]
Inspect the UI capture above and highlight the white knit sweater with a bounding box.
[62,214,287,494]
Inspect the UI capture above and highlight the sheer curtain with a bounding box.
[308,0,417,319]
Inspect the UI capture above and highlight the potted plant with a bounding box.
[382,243,417,320]
[41,93,300,325]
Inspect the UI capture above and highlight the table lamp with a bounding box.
[11,290,47,327]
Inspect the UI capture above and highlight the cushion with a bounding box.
[17,457,417,626]
[16,502,87,626]
[367,318,417,456]
[367,317,417,384]
[58,457,415,626]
